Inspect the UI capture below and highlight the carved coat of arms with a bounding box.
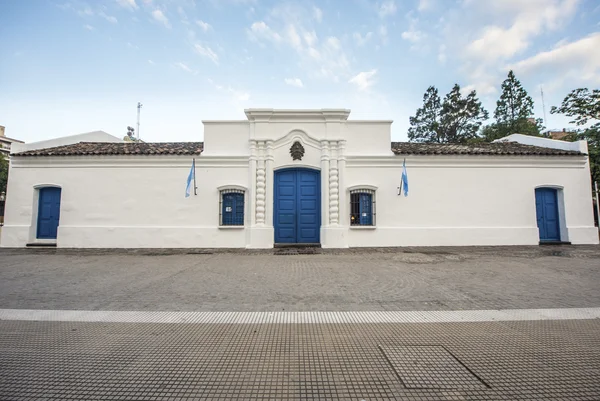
[290,141,305,161]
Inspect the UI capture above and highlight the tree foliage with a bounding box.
[495,71,534,126]
[550,88,600,126]
[0,153,8,195]
[551,88,600,183]
[408,84,488,143]
[481,70,542,141]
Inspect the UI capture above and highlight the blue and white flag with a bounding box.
[401,158,409,197]
[185,159,195,198]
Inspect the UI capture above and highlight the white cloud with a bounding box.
[286,25,302,50]
[284,77,304,88]
[401,29,424,43]
[151,9,170,28]
[247,21,282,43]
[509,32,600,85]
[246,4,352,82]
[303,30,318,47]
[438,44,446,64]
[326,36,341,50]
[466,0,579,62]
[116,0,138,11]
[435,0,582,96]
[418,0,434,12]
[349,69,377,91]
[313,6,323,22]
[148,59,155,64]
[84,24,94,31]
[194,43,219,64]
[99,11,118,24]
[174,62,193,73]
[196,20,212,32]
[379,24,388,44]
[127,42,139,49]
[378,1,397,18]
[353,31,373,46]
[78,6,94,17]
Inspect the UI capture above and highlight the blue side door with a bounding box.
[535,188,560,242]
[274,168,320,244]
[37,187,62,239]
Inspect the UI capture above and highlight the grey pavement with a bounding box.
[0,245,599,311]
[1,245,600,400]
[1,318,600,400]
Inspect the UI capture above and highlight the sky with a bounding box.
[1,0,599,143]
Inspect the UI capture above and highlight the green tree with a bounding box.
[408,84,488,143]
[407,86,443,143]
[488,70,543,140]
[495,71,533,127]
[0,153,8,195]
[551,88,600,183]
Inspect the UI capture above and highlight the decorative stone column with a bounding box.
[265,140,274,226]
[321,139,348,248]
[337,140,347,226]
[255,141,266,225]
[320,140,330,228]
[248,140,258,226]
[329,142,339,225]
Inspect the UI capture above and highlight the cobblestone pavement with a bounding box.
[1,318,599,400]
[0,245,599,311]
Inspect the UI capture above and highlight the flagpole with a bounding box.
[193,158,197,196]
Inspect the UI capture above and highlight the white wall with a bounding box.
[344,155,598,246]
[1,156,249,248]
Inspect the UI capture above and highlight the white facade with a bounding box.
[1,109,598,248]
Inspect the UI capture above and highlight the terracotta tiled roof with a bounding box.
[391,141,582,156]
[12,140,582,157]
[13,142,204,156]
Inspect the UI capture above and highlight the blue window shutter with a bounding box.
[359,193,372,225]
[234,193,244,225]
[222,192,244,226]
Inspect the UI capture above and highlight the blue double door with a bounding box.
[274,168,321,244]
[535,188,560,242]
[37,187,62,239]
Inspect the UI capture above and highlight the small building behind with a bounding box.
[0,126,24,159]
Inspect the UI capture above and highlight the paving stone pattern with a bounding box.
[1,319,599,400]
[0,245,599,312]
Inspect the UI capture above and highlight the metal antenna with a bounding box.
[136,102,143,140]
[540,86,547,128]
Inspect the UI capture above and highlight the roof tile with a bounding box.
[391,141,582,156]
[13,142,204,157]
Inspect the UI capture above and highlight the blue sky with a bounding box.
[1,0,599,143]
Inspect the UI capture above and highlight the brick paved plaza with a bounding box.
[1,245,600,400]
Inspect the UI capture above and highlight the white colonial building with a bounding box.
[2,109,598,248]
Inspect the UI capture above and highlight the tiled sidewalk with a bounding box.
[1,317,599,400]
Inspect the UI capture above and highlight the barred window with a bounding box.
[350,189,375,226]
[220,189,245,226]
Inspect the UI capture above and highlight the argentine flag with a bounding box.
[185,159,195,198]
[401,158,409,197]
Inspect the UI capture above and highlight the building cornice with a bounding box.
[244,108,351,123]
[10,155,249,168]
[346,155,588,168]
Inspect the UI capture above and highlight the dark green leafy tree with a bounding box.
[495,71,533,126]
[0,153,8,195]
[408,84,488,143]
[441,84,489,143]
[407,86,443,142]
[485,70,543,140]
[551,88,600,183]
